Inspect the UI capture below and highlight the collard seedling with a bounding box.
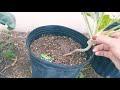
[40,54,54,62]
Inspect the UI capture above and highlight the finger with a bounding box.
[93,35,116,47]
[93,40,120,70]
[93,44,110,52]
[96,50,120,70]
[95,51,111,58]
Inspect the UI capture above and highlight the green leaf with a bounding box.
[40,54,54,62]
[98,15,114,32]
[98,15,111,31]
[0,12,16,30]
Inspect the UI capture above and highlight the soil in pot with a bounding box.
[30,35,87,66]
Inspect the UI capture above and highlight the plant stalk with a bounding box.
[63,39,93,56]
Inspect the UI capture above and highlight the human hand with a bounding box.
[92,32,120,70]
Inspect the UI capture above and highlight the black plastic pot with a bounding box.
[26,25,94,78]
[91,22,120,78]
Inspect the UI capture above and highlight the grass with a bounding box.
[3,49,16,60]
[0,30,17,61]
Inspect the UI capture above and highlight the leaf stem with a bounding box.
[83,12,93,39]
[94,12,104,35]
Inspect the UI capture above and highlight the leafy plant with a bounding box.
[64,12,120,56]
[3,49,16,60]
[40,54,54,62]
[0,12,16,30]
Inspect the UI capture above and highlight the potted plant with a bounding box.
[26,12,120,78]
[26,25,94,78]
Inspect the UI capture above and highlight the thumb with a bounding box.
[93,35,116,47]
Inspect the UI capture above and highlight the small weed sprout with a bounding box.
[3,49,16,60]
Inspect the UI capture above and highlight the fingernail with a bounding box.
[92,36,97,40]
[95,52,99,56]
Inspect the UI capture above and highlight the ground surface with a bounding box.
[0,30,103,78]
[0,30,31,78]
